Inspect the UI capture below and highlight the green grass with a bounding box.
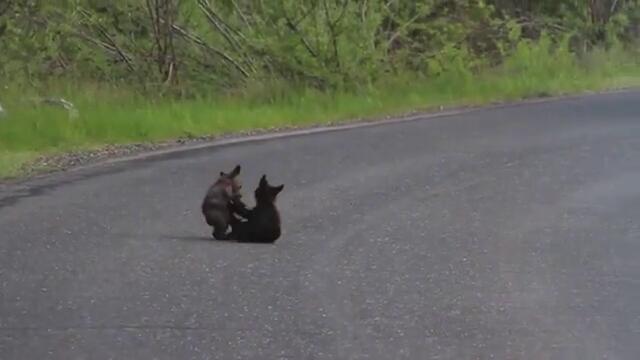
[0,151,39,178]
[1,43,640,179]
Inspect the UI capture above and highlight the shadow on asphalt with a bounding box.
[158,234,275,245]
[158,234,235,243]
[110,232,276,245]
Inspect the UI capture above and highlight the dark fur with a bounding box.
[229,175,284,243]
[201,165,246,240]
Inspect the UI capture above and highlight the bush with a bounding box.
[7,0,637,97]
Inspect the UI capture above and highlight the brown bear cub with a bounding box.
[201,165,247,240]
[228,174,284,243]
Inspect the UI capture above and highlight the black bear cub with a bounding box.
[201,165,245,240]
[229,174,284,243]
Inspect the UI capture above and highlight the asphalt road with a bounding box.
[2,91,640,359]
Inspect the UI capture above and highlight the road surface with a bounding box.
[2,91,640,359]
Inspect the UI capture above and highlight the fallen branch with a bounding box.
[78,8,135,72]
[38,98,80,120]
[171,23,250,78]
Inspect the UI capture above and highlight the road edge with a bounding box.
[1,87,637,189]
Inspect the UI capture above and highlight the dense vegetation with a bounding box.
[2,0,639,93]
[1,0,639,177]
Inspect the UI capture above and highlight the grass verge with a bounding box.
[1,43,640,180]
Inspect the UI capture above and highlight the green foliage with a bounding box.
[5,0,636,94]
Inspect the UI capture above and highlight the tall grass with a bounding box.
[1,40,639,178]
